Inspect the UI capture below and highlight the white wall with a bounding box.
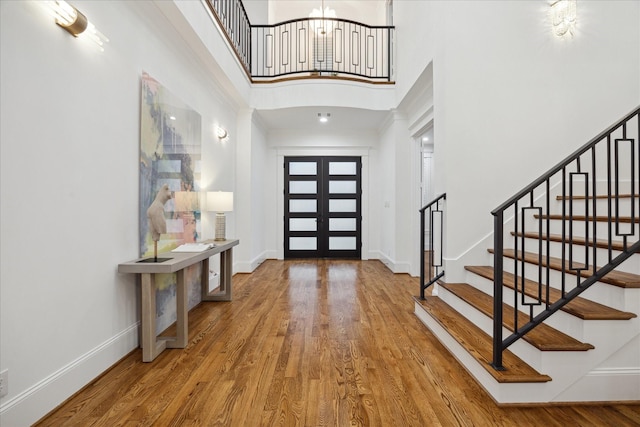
[375,112,415,273]
[378,119,398,266]
[392,0,436,105]
[265,129,380,259]
[242,0,269,24]
[0,1,238,424]
[234,109,270,272]
[251,115,269,266]
[424,0,640,279]
[397,64,435,276]
[267,0,387,25]
[251,80,396,112]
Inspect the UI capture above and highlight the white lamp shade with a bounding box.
[207,191,233,212]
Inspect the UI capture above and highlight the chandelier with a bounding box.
[309,0,336,35]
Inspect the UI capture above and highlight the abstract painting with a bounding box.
[139,72,203,333]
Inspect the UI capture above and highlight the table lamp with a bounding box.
[207,191,233,241]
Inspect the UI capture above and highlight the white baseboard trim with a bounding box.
[376,252,394,272]
[234,251,270,273]
[264,250,278,260]
[250,251,268,271]
[393,262,411,274]
[554,367,640,402]
[375,252,411,274]
[367,250,381,260]
[0,323,139,426]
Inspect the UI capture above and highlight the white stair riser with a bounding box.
[464,272,587,339]
[548,197,637,216]
[538,219,639,242]
[438,285,561,371]
[497,260,631,311]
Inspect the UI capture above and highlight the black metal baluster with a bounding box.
[492,208,505,371]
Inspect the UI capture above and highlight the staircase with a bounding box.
[415,107,640,403]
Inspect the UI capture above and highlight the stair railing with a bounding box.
[490,106,639,370]
[204,0,252,76]
[420,193,446,299]
[204,0,395,82]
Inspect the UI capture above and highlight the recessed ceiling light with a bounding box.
[318,112,331,123]
[422,136,429,142]
[169,116,176,121]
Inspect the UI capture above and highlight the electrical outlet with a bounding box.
[0,369,8,398]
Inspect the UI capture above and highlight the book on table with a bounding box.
[171,242,216,252]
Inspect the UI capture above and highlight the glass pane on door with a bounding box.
[290,181,317,194]
[329,199,356,212]
[329,218,356,231]
[290,218,317,231]
[329,236,357,250]
[329,180,356,194]
[290,162,317,175]
[290,199,317,212]
[290,237,317,250]
[329,162,356,175]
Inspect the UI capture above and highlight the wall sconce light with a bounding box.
[216,127,228,140]
[207,191,233,241]
[550,0,577,37]
[44,1,109,50]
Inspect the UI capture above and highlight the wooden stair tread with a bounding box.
[535,214,639,223]
[489,248,640,289]
[466,266,637,320]
[439,282,594,351]
[414,296,551,383]
[515,231,640,253]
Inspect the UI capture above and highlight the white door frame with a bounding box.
[276,146,371,260]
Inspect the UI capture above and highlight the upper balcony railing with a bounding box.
[205,0,252,76]
[252,18,394,82]
[204,0,395,83]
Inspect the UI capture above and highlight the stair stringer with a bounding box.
[417,177,639,402]
[413,300,553,404]
[438,273,640,403]
[553,334,640,402]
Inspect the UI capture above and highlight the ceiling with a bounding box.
[255,107,391,132]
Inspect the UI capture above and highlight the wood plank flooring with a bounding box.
[35,260,640,426]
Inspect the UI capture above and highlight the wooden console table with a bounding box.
[118,239,239,362]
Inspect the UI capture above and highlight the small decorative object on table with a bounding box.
[146,184,172,262]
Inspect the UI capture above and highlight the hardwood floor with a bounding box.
[35,260,639,426]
